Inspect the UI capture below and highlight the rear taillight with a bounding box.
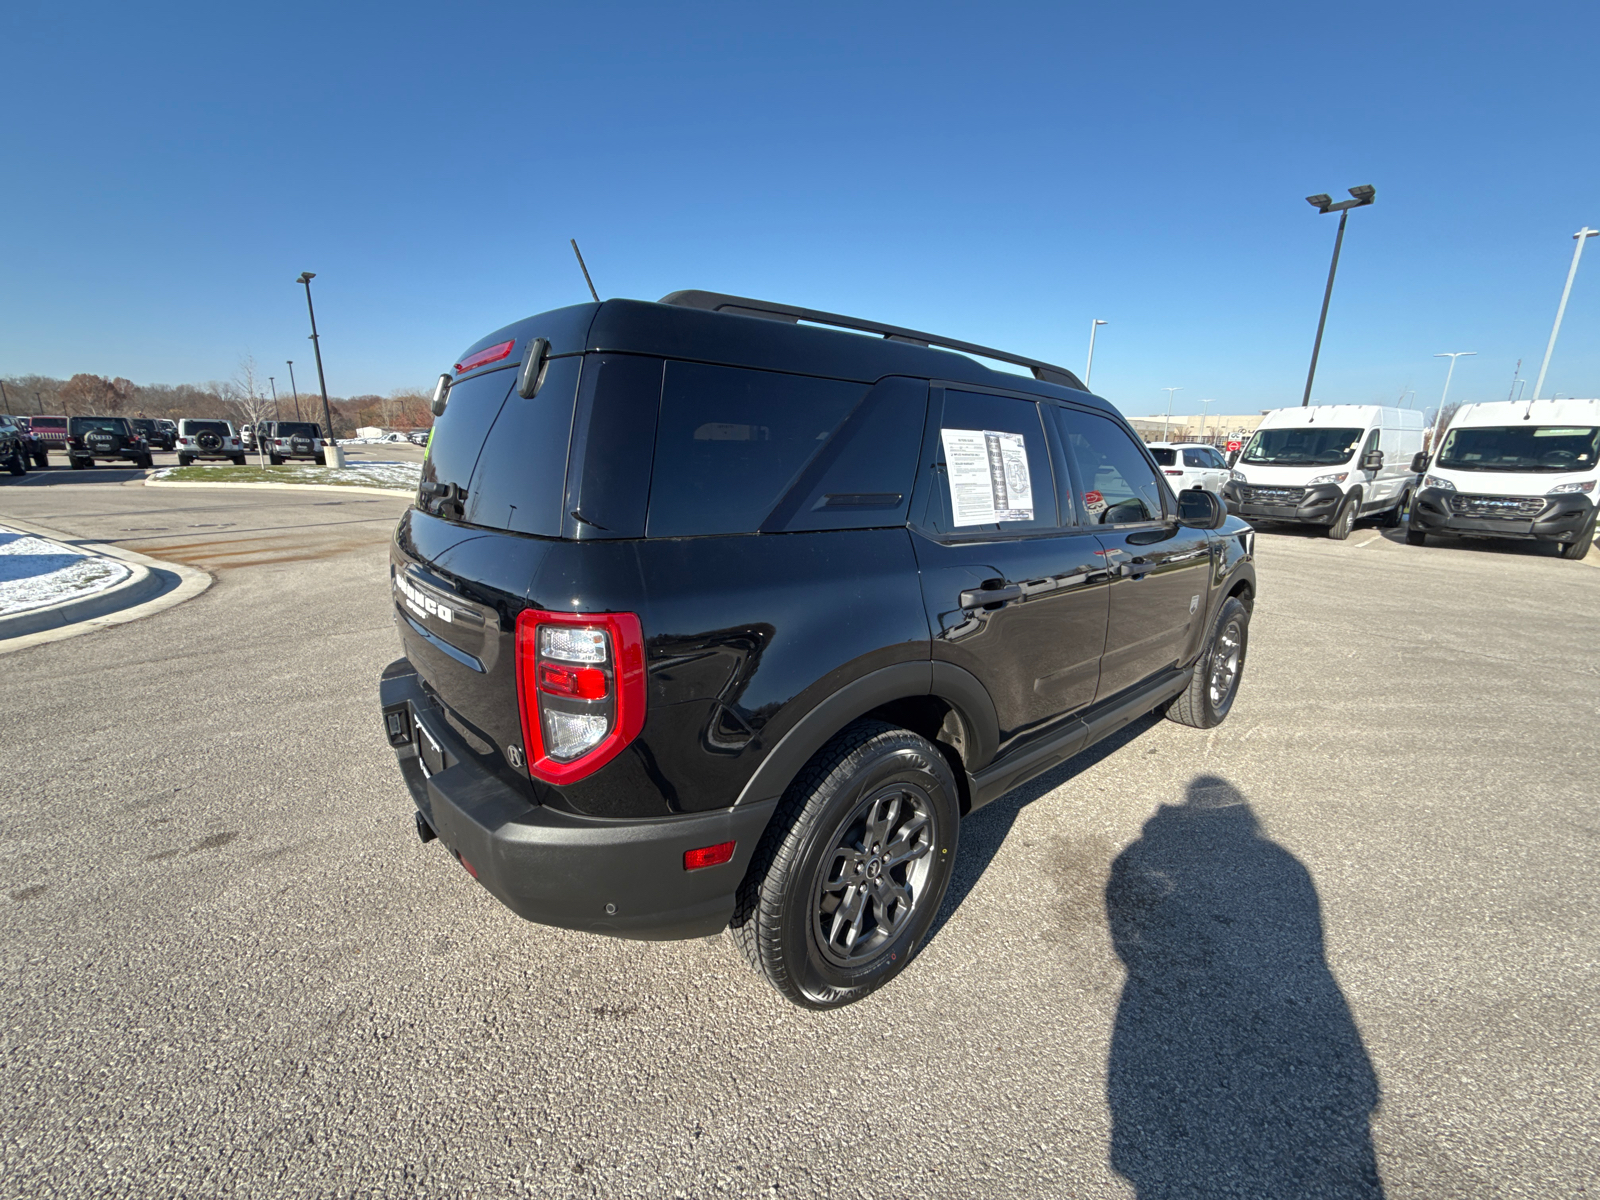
[1164,469,1183,476]
[514,609,645,784]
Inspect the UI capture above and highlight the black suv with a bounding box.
[379,292,1257,1009]
[1,414,30,475]
[130,418,176,451]
[68,416,152,469]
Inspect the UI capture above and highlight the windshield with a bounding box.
[33,417,66,430]
[1242,426,1363,467]
[275,422,320,438]
[71,417,127,435]
[1148,448,1178,466]
[1436,425,1600,474]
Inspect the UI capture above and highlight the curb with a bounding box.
[144,479,414,499]
[0,517,212,654]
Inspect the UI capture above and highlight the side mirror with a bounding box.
[1177,489,1227,529]
[1362,449,1384,471]
[1410,451,1430,473]
[430,373,451,417]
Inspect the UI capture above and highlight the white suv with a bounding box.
[176,419,245,466]
[1146,442,1229,495]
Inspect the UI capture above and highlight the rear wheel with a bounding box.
[231,455,246,466]
[1167,596,1250,729]
[729,720,960,1009]
[1326,494,1357,540]
[177,454,193,466]
[70,456,88,470]
[314,453,327,465]
[6,449,25,476]
[1556,514,1596,560]
[269,453,284,465]
[32,451,49,469]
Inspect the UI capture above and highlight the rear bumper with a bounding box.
[1410,488,1594,542]
[1223,481,1343,526]
[379,658,776,940]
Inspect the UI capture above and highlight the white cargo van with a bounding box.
[1222,405,1425,539]
[1408,398,1599,560]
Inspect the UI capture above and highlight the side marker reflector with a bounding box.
[684,841,736,871]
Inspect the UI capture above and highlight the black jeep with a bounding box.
[68,416,152,469]
[130,418,176,451]
[1,414,30,475]
[379,292,1257,1008]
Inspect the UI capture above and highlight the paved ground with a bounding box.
[0,474,1595,1199]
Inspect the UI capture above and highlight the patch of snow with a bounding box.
[0,531,130,616]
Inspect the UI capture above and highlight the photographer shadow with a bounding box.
[1107,776,1384,1199]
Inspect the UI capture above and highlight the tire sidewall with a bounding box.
[775,739,959,1006]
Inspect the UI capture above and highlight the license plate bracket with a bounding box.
[417,720,445,778]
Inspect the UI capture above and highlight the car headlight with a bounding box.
[1229,470,1247,483]
[1423,474,1455,491]
[1546,480,1596,495]
[1308,472,1349,485]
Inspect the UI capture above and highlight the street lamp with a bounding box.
[1430,351,1476,452]
[296,272,337,456]
[1530,227,1597,401]
[1085,319,1108,388]
[1198,398,1215,443]
[1161,387,1183,440]
[286,360,303,421]
[1300,185,1377,406]
[268,376,280,421]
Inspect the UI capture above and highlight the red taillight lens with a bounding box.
[1164,469,1183,476]
[684,842,736,871]
[514,609,646,785]
[454,339,515,375]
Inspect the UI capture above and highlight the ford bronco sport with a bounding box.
[379,292,1257,1009]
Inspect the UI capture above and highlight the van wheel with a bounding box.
[1327,494,1356,539]
[1380,490,1409,528]
[729,720,960,1010]
[1167,596,1249,729]
[1556,515,1596,560]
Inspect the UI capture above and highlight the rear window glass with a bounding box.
[275,422,320,438]
[182,420,231,435]
[461,356,583,537]
[419,369,516,510]
[647,362,867,537]
[131,419,156,432]
[1149,447,1177,466]
[71,417,128,435]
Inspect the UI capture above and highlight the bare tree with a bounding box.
[224,355,277,463]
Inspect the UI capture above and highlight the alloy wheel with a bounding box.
[811,784,935,968]
[1208,618,1244,712]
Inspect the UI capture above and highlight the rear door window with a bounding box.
[646,362,867,537]
[1054,407,1168,526]
[921,390,1058,536]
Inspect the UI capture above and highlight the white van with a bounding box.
[1408,398,1599,560]
[1222,405,1425,539]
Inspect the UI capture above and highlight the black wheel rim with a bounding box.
[811,783,935,968]
[1208,617,1244,713]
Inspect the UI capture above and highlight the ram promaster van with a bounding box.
[1409,398,1598,560]
[1223,405,1425,538]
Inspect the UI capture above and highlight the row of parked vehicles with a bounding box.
[0,415,329,471]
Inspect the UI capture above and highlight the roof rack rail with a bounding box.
[658,290,1085,390]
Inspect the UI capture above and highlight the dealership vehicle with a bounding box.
[378,291,1257,1009]
[175,419,245,465]
[260,420,327,465]
[10,417,49,468]
[28,415,69,459]
[1408,398,1599,560]
[67,416,152,469]
[1223,404,1424,538]
[1146,441,1230,495]
[130,417,176,451]
[408,428,430,445]
[1,414,30,475]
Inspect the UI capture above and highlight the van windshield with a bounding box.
[1241,427,1362,467]
[1436,425,1600,473]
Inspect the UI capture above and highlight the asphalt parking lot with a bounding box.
[1,475,1596,1198]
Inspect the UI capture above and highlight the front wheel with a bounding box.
[6,450,25,476]
[1556,514,1596,560]
[1167,595,1250,729]
[729,720,960,1009]
[1326,493,1357,539]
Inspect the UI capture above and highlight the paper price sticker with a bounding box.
[940,429,1034,526]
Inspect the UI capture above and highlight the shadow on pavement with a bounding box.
[1106,775,1384,1199]
[0,463,151,487]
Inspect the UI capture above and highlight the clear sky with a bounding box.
[2,1,1597,417]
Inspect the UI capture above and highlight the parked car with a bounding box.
[1408,398,1599,560]
[28,414,69,459]
[68,416,152,469]
[1222,404,1424,539]
[260,420,327,465]
[11,417,50,468]
[0,414,30,475]
[175,419,245,465]
[1145,441,1230,496]
[130,417,176,451]
[408,428,430,445]
[378,290,1256,1009]
[240,423,257,452]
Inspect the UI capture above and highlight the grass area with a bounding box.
[151,461,420,492]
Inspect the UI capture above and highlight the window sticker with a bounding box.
[940,428,1034,526]
[1084,489,1108,517]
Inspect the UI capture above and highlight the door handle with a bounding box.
[959,583,1022,609]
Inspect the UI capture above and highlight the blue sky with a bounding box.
[2,1,1596,417]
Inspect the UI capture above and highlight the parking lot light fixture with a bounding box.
[286,360,303,421]
[1430,351,1476,451]
[1085,320,1108,388]
[1301,185,1377,407]
[296,273,338,458]
[1198,398,1215,441]
[1162,387,1183,439]
[1530,227,1598,401]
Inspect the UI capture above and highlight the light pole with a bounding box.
[1161,387,1183,440]
[0,381,11,416]
[1197,399,1215,443]
[296,273,337,455]
[1301,185,1376,406]
[269,376,280,421]
[1430,352,1476,453]
[1085,319,1108,388]
[286,360,303,421]
[1530,227,1597,401]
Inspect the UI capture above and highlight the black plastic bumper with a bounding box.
[1223,481,1344,526]
[379,658,777,941]
[1410,488,1594,542]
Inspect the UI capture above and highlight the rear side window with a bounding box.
[1054,407,1167,525]
[646,363,866,537]
[921,390,1058,536]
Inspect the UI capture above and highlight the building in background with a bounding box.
[1124,413,1268,447]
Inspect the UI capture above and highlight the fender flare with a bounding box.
[732,660,999,807]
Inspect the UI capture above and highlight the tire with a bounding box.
[231,455,246,466]
[1166,595,1250,729]
[1405,528,1426,546]
[7,450,25,476]
[70,456,87,470]
[1380,490,1409,528]
[269,453,284,465]
[177,454,193,467]
[139,453,153,469]
[314,453,327,466]
[33,452,49,469]
[1326,493,1357,540]
[729,719,961,1010]
[1556,514,1596,560]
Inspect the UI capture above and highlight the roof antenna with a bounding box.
[570,238,600,303]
